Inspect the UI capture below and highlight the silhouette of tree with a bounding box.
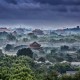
[17,48,33,58]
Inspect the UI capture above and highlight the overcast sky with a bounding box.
[0,0,80,29]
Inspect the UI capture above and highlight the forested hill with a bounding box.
[0,55,80,80]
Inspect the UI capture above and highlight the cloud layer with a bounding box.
[0,0,80,28]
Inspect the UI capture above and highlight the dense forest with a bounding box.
[0,54,80,80]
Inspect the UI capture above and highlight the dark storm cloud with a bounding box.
[5,0,17,4]
[0,0,80,20]
[4,0,80,5]
[35,0,80,5]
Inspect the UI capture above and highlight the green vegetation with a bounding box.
[0,50,80,80]
[60,45,69,51]
[17,48,33,58]
[23,38,28,42]
[5,44,13,51]
[0,55,36,80]
[7,33,16,41]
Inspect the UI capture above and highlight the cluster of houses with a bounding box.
[0,26,80,37]
[55,26,80,36]
[0,26,80,76]
[0,28,11,33]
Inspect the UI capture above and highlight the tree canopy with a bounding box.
[17,48,33,58]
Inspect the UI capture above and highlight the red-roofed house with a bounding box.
[30,42,41,49]
[0,28,11,33]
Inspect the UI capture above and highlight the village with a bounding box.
[0,26,80,76]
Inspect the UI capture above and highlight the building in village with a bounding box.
[0,28,11,33]
[71,62,80,67]
[32,29,44,36]
[66,71,77,75]
[30,42,41,49]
